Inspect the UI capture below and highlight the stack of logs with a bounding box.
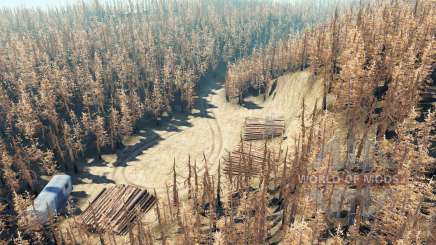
[243,117,285,140]
[223,142,277,178]
[78,185,156,235]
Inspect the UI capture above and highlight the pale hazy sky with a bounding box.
[0,0,92,9]
[0,0,346,9]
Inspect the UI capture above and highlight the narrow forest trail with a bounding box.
[72,70,323,209]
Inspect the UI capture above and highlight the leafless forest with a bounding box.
[0,0,435,244]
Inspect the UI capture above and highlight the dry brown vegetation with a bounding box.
[0,0,345,242]
[219,0,436,243]
[0,0,435,244]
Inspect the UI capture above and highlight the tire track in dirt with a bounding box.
[200,100,215,160]
[108,72,225,192]
[114,94,220,191]
[209,109,223,166]
[200,97,217,163]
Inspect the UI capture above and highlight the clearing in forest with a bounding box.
[72,70,323,210]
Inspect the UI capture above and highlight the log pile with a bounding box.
[223,142,276,178]
[243,117,285,140]
[78,185,156,235]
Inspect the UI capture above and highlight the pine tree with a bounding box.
[92,116,108,159]
[118,89,133,138]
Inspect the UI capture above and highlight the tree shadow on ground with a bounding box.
[72,170,115,185]
[195,62,226,118]
[98,62,227,169]
[241,101,263,109]
[41,63,228,211]
[69,62,228,209]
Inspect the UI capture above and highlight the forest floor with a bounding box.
[71,68,324,223]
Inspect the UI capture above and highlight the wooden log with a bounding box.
[78,185,156,235]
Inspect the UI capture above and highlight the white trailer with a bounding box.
[25,175,73,224]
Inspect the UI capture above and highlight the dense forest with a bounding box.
[0,1,348,176]
[0,0,344,185]
[224,0,436,177]
[154,0,435,243]
[216,0,435,243]
[0,0,356,241]
[0,0,435,244]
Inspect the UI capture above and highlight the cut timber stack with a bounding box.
[243,117,285,141]
[78,185,156,235]
[223,142,276,178]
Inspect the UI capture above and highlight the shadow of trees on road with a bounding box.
[71,62,228,200]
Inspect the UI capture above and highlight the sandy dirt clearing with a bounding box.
[72,70,323,212]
